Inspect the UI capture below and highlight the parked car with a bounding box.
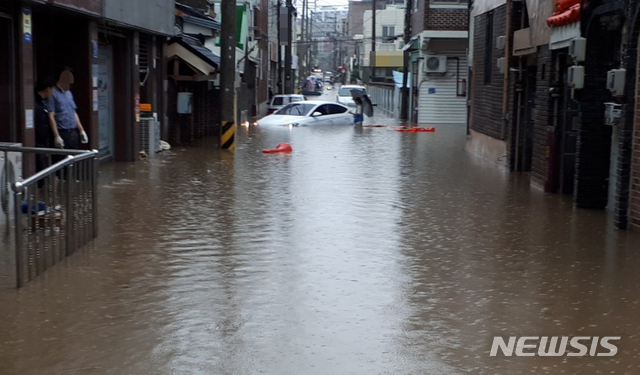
[268,94,306,114]
[257,101,354,127]
[336,85,368,107]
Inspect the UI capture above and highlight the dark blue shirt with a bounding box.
[51,86,77,130]
[35,94,53,146]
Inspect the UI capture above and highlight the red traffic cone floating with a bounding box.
[262,142,293,153]
[394,126,436,133]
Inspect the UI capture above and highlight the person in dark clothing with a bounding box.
[34,77,55,173]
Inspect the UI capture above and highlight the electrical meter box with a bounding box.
[177,92,193,114]
[569,37,586,62]
[604,102,622,126]
[607,69,626,97]
[568,66,585,89]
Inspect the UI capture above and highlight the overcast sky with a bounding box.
[307,0,350,8]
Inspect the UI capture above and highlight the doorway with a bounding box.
[97,44,114,159]
[555,52,579,195]
[514,64,536,172]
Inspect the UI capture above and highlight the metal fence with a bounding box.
[1,146,99,288]
[368,84,399,118]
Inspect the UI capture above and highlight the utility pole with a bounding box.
[371,0,376,53]
[334,9,338,72]
[308,10,313,72]
[285,0,293,93]
[220,0,237,150]
[370,0,376,79]
[277,0,282,94]
[298,0,307,84]
[400,0,412,121]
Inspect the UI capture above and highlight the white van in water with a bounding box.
[268,94,306,114]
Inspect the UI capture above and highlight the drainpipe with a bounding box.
[501,0,512,140]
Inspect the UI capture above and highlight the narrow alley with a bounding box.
[1,109,640,374]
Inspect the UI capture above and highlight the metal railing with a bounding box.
[1,146,99,288]
[368,84,399,118]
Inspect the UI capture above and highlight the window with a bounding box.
[382,26,395,38]
[290,96,304,103]
[484,11,494,85]
[315,104,331,116]
[455,58,467,97]
[272,97,284,106]
[276,103,316,116]
[328,104,348,114]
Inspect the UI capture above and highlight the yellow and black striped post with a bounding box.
[221,120,235,151]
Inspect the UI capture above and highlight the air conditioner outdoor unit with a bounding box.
[139,120,161,157]
[424,55,447,73]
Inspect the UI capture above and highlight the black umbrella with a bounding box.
[350,90,374,117]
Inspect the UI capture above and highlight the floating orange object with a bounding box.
[262,142,293,153]
[547,3,580,27]
[394,126,436,133]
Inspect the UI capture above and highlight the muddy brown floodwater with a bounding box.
[1,109,640,374]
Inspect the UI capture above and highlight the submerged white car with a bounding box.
[257,101,354,127]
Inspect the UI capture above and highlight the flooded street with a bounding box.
[2,96,640,374]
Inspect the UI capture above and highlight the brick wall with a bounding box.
[168,81,221,146]
[531,46,553,187]
[471,5,506,140]
[424,1,468,31]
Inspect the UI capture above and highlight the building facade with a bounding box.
[0,0,173,165]
[467,0,640,232]
[407,0,469,125]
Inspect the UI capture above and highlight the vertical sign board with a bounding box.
[25,110,33,129]
[23,8,32,43]
[135,94,140,123]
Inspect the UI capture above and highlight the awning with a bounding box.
[513,28,536,56]
[181,14,221,31]
[550,21,581,50]
[547,4,580,27]
[179,36,220,66]
[166,40,219,78]
[402,36,420,52]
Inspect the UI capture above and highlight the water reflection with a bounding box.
[0,111,639,374]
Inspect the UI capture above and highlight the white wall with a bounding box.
[362,6,405,64]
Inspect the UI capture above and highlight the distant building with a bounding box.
[310,5,349,71]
